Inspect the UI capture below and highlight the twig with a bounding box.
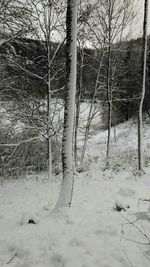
[123,236,149,246]
[122,249,135,267]
[0,136,41,147]
[121,214,150,245]
[6,252,17,264]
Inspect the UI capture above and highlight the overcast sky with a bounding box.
[131,0,150,38]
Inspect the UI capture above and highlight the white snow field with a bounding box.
[1,116,150,267]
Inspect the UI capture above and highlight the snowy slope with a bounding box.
[1,118,150,267]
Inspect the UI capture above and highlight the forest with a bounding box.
[0,1,150,267]
[1,35,150,177]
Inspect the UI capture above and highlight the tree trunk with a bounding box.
[80,101,93,167]
[106,0,112,165]
[55,0,77,208]
[47,69,52,182]
[74,90,81,167]
[106,100,112,161]
[80,54,104,167]
[74,47,84,167]
[47,1,53,182]
[138,0,148,171]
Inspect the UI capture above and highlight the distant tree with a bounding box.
[56,0,77,208]
[115,39,142,122]
[75,1,105,168]
[101,0,135,164]
[0,0,32,46]
[74,0,94,167]
[78,0,135,167]
[87,0,135,164]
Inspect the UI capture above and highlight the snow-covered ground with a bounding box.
[1,116,150,267]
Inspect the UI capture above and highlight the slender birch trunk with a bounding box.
[47,46,52,182]
[74,46,84,167]
[55,0,77,208]
[74,88,81,167]
[47,1,52,182]
[80,100,93,167]
[138,0,148,171]
[80,56,103,167]
[106,0,112,164]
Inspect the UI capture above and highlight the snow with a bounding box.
[1,115,150,266]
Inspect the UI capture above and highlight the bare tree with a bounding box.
[22,0,66,182]
[80,57,103,168]
[73,1,104,168]
[138,0,149,171]
[0,0,33,46]
[76,0,134,167]
[102,0,135,164]
[74,0,87,167]
[85,0,135,165]
[74,38,84,167]
[56,0,77,208]
[74,0,101,168]
[1,0,66,181]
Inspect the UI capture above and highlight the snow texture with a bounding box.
[1,112,150,266]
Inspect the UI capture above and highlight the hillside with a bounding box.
[1,36,150,130]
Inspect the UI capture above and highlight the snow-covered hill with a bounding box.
[1,118,150,267]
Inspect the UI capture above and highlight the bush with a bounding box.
[0,127,61,179]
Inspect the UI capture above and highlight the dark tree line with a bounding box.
[1,36,150,123]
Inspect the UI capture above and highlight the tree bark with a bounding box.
[74,45,84,167]
[47,40,52,182]
[47,2,52,182]
[55,0,77,208]
[106,0,112,165]
[138,0,148,171]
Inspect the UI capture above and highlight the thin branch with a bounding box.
[0,136,41,147]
